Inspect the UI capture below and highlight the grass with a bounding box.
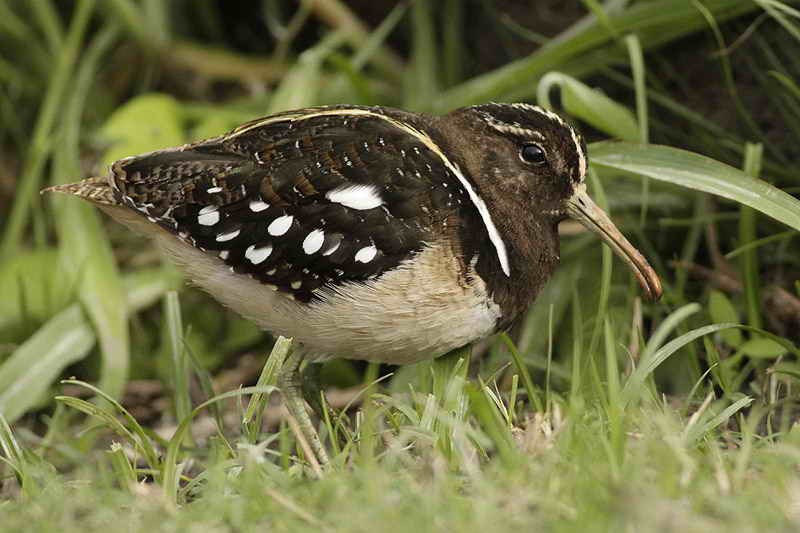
[2,0,800,530]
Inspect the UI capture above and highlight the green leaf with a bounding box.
[268,33,345,114]
[434,0,760,110]
[99,93,185,164]
[684,395,753,444]
[771,362,800,380]
[589,142,800,232]
[623,323,742,405]
[739,338,788,359]
[709,291,742,347]
[538,72,639,141]
[51,198,130,399]
[0,305,94,423]
[0,249,67,342]
[50,24,128,398]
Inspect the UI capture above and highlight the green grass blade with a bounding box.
[434,0,759,110]
[164,291,192,426]
[538,72,639,141]
[57,379,160,469]
[51,25,128,399]
[242,336,292,442]
[0,305,94,423]
[740,143,764,329]
[589,141,800,232]
[405,0,438,111]
[162,385,277,504]
[684,396,754,444]
[499,333,543,413]
[0,0,96,257]
[639,303,702,367]
[623,323,743,405]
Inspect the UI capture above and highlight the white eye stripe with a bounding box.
[570,128,587,180]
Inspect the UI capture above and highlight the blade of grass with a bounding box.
[1,0,96,257]
[243,336,293,442]
[57,379,160,469]
[107,441,138,492]
[0,413,40,497]
[684,396,754,444]
[434,0,759,110]
[538,72,639,141]
[0,305,94,423]
[623,323,743,405]
[443,0,464,87]
[51,25,129,399]
[589,141,800,232]
[624,33,651,225]
[740,143,763,329]
[28,0,64,52]
[587,169,613,358]
[405,0,438,111]
[499,333,544,413]
[164,291,192,429]
[162,385,278,504]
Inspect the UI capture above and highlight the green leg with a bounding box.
[278,348,330,466]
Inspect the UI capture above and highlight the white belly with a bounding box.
[105,204,501,364]
[159,237,499,364]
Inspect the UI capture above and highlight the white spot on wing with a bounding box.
[249,199,270,212]
[322,240,340,256]
[290,280,302,289]
[325,184,383,210]
[245,244,272,264]
[268,215,293,236]
[355,245,377,263]
[198,206,219,226]
[302,229,325,255]
[207,186,223,193]
[224,106,510,275]
[216,229,240,242]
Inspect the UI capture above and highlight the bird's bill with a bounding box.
[566,186,663,301]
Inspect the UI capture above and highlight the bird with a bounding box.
[45,103,662,466]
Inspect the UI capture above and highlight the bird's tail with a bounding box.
[41,176,118,206]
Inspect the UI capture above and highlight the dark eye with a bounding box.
[520,143,547,166]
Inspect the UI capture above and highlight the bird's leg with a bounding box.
[278,348,330,466]
[302,362,327,425]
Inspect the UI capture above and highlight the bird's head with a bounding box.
[438,102,662,301]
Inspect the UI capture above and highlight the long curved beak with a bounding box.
[566,186,662,301]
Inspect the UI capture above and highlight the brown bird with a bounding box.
[45,103,661,465]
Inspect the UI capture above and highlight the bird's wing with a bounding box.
[110,106,471,302]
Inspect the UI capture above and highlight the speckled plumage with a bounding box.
[47,103,660,365]
[108,106,480,304]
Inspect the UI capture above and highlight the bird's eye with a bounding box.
[520,143,547,166]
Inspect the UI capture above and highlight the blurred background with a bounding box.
[1,0,799,434]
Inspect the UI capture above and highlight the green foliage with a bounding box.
[1,1,799,530]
